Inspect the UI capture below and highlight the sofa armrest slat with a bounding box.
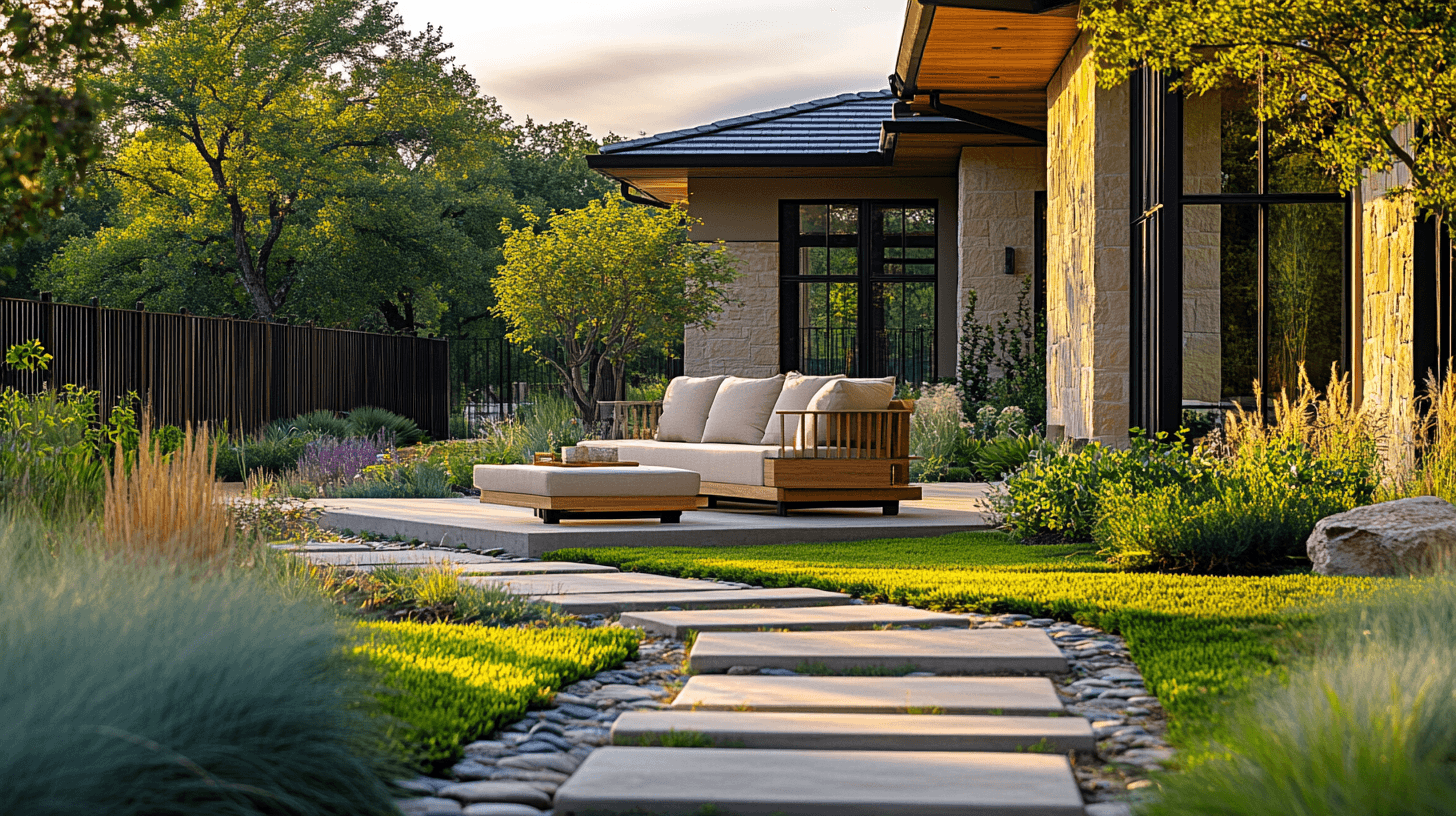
[600,400,663,440]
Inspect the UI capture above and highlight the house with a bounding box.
[587,0,1451,447]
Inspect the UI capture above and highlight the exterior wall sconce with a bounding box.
[1004,246,1016,275]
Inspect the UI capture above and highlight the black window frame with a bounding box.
[778,199,939,381]
[1131,68,1350,434]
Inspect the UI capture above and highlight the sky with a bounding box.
[391,0,908,140]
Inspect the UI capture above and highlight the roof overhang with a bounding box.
[893,0,1080,133]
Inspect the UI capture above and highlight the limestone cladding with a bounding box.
[956,146,1047,380]
[1361,194,1417,471]
[684,241,780,377]
[1182,92,1222,403]
[1046,30,1130,445]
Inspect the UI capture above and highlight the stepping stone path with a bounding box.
[289,542,1172,816]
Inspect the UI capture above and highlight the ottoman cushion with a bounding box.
[474,465,699,497]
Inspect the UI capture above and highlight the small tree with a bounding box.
[492,195,739,421]
[1083,1,1456,217]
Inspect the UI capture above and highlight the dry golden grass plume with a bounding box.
[103,421,236,569]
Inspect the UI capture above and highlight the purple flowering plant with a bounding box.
[295,431,387,485]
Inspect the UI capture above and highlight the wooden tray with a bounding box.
[532,455,639,468]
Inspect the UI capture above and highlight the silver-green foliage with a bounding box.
[0,518,399,816]
[910,383,964,482]
[1139,576,1456,816]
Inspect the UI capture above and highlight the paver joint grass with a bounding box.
[546,532,1392,744]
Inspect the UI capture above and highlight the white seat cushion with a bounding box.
[582,439,779,486]
[474,464,699,497]
[656,375,727,443]
[701,375,785,444]
[760,372,845,446]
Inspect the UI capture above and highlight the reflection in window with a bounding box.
[784,202,937,378]
[1267,204,1343,392]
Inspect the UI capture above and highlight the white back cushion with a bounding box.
[701,375,786,444]
[655,375,727,442]
[760,372,845,445]
[796,377,896,447]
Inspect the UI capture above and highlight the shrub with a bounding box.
[330,461,453,498]
[1096,435,1376,573]
[0,520,399,816]
[298,435,386,485]
[269,409,352,440]
[910,383,964,482]
[957,279,1047,427]
[347,406,424,446]
[973,434,1050,481]
[0,383,108,514]
[516,390,588,456]
[998,433,1215,542]
[214,432,309,481]
[357,621,639,769]
[1139,576,1456,815]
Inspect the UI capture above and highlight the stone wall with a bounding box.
[1182,92,1222,403]
[683,241,780,377]
[1360,194,1417,466]
[956,147,1047,366]
[1045,31,1130,445]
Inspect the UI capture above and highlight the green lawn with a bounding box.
[545,532,1390,745]
[356,621,639,770]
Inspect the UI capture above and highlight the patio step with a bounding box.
[670,675,1068,715]
[688,629,1069,675]
[551,747,1084,816]
[304,551,618,574]
[533,588,852,616]
[618,603,967,638]
[461,572,727,596]
[611,709,1095,753]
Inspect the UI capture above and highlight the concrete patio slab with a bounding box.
[350,560,620,575]
[552,747,1084,816]
[312,489,990,557]
[462,573,726,596]
[619,604,969,638]
[302,550,512,566]
[272,541,372,552]
[611,710,1095,753]
[532,588,852,616]
[670,675,1067,715]
[689,629,1069,675]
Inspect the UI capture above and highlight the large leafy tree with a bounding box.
[44,0,499,321]
[1084,0,1456,215]
[1,0,179,264]
[493,195,739,420]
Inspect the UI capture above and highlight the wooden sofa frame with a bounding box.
[601,399,920,516]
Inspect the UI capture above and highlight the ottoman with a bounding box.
[473,464,701,524]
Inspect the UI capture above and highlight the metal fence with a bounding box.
[0,296,450,439]
[799,327,935,383]
[452,333,683,419]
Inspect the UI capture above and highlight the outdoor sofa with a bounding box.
[584,373,920,516]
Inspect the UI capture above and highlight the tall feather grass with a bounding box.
[104,422,241,569]
[0,515,401,816]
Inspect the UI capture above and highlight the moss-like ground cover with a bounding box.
[545,532,1390,744]
[357,622,639,770]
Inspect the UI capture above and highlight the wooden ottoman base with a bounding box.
[478,491,700,524]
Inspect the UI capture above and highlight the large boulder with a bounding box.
[1307,496,1456,576]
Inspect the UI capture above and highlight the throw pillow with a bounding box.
[759,372,846,446]
[796,376,896,448]
[655,375,728,443]
[701,375,786,444]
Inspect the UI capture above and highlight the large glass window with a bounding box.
[780,201,937,381]
[1181,88,1348,408]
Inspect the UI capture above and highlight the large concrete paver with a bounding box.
[351,560,619,575]
[619,603,968,638]
[689,629,1068,675]
[551,747,1084,816]
[462,573,724,596]
[611,710,1095,753]
[533,588,852,616]
[670,675,1067,715]
[302,551,619,574]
